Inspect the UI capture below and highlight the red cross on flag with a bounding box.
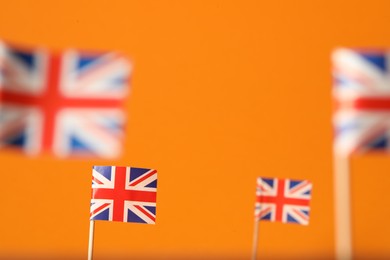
[0,41,131,158]
[255,177,312,225]
[90,166,157,224]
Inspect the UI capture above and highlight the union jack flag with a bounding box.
[90,166,157,224]
[0,41,131,158]
[255,177,312,225]
[333,48,390,156]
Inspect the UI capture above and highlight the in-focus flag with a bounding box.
[0,41,131,158]
[90,166,157,224]
[333,48,390,156]
[255,177,312,225]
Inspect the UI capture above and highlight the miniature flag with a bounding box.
[0,41,131,158]
[255,177,312,225]
[90,166,157,224]
[333,48,390,156]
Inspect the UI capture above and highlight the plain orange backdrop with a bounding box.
[1,1,390,259]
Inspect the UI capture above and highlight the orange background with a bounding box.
[1,1,390,259]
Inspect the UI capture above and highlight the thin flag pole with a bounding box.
[251,219,259,260]
[88,220,95,260]
[334,155,352,260]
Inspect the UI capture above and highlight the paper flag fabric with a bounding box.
[90,166,157,224]
[333,48,390,156]
[0,41,131,158]
[255,177,312,225]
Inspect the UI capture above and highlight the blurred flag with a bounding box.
[255,177,312,225]
[90,166,157,224]
[333,48,390,156]
[0,41,131,158]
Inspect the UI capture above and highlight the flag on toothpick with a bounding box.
[333,48,390,156]
[0,41,131,158]
[255,177,312,225]
[90,166,158,224]
[332,48,390,260]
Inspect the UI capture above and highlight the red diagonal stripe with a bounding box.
[289,181,310,194]
[90,202,111,217]
[129,169,157,187]
[291,208,309,222]
[92,176,104,185]
[134,204,155,222]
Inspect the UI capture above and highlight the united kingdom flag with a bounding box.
[0,41,131,158]
[255,177,312,225]
[333,48,390,156]
[90,166,157,224]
